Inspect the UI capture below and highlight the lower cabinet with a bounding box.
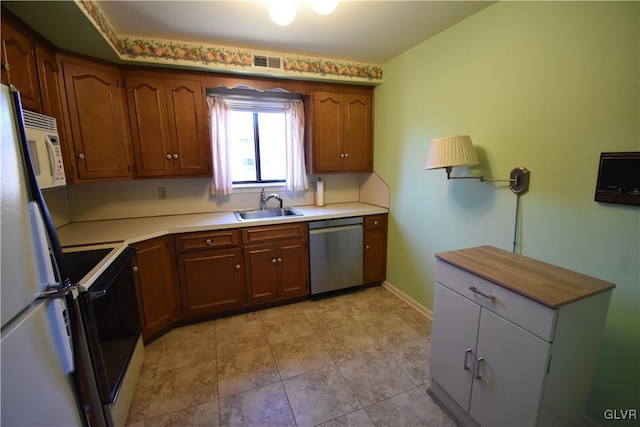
[430,247,614,427]
[132,237,178,340]
[432,283,550,426]
[243,223,309,305]
[363,214,388,283]
[132,218,379,340]
[176,230,245,318]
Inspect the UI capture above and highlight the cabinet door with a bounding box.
[35,46,72,182]
[63,61,131,180]
[364,230,386,283]
[178,247,245,317]
[1,20,41,112]
[431,283,481,412]
[312,91,343,172]
[133,237,178,340]
[165,78,211,176]
[469,309,550,427]
[126,76,173,177]
[343,93,372,172]
[35,46,61,119]
[244,243,279,304]
[277,238,309,299]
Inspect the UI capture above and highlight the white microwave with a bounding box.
[23,110,66,189]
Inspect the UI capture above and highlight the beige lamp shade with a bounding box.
[425,135,479,170]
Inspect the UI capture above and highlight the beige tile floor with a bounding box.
[125,286,457,427]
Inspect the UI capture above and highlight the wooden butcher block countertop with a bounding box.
[435,245,615,308]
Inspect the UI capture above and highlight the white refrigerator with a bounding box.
[1,83,86,426]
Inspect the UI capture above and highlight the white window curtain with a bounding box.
[207,96,232,195]
[284,100,308,192]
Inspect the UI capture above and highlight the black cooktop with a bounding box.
[63,248,113,285]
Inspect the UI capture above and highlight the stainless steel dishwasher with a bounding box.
[309,216,363,295]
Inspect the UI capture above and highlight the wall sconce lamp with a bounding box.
[425,135,531,194]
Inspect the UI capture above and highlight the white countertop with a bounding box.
[57,202,388,248]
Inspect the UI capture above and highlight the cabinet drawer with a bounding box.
[176,230,240,251]
[242,223,308,244]
[436,260,557,342]
[364,214,387,231]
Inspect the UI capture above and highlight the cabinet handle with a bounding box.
[373,220,379,226]
[462,348,472,371]
[272,258,277,264]
[235,264,241,270]
[340,153,345,158]
[277,257,282,263]
[78,153,85,160]
[344,153,349,158]
[2,62,10,71]
[133,266,139,272]
[173,153,179,159]
[166,153,172,160]
[365,244,370,250]
[205,239,212,245]
[469,286,495,301]
[474,356,485,380]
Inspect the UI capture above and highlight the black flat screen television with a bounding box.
[594,152,640,206]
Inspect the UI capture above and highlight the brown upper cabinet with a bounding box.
[60,57,131,181]
[2,11,377,184]
[308,91,373,173]
[1,12,71,181]
[125,73,211,178]
[35,46,64,122]
[1,17,41,112]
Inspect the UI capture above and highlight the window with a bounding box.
[207,88,308,195]
[228,109,286,184]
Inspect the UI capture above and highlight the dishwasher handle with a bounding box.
[309,224,363,235]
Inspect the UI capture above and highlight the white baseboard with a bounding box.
[382,281,433,320]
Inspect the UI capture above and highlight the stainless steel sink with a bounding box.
[234,207,303,221]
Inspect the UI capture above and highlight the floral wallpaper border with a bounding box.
[76,0,383,84]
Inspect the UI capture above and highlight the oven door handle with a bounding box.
[87,289,107,300]
[85,247,137,298]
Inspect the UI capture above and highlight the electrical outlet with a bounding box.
[158,187,167,199]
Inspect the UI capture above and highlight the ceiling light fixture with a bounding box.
[311,0,338,15]
[425,135,530,194]
[268,0,297,26]
[268,0,338,26]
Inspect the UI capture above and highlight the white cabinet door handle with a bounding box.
[469,286,495,301]
[463,348,472,371]
[475,356,485,380]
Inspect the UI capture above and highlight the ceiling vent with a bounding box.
[252,54,283,70]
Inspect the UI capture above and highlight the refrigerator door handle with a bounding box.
[38,286,77,299]
[48,298,75,375]
[28,201,57,291]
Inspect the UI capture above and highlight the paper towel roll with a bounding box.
[316,178,325,207]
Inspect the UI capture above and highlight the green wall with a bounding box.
[374,1,639,424]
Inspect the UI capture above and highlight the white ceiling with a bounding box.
[90,1,493,64]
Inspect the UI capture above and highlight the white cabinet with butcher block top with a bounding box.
[430,246,614,427]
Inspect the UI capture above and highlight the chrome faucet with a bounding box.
[260,188,283,210]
